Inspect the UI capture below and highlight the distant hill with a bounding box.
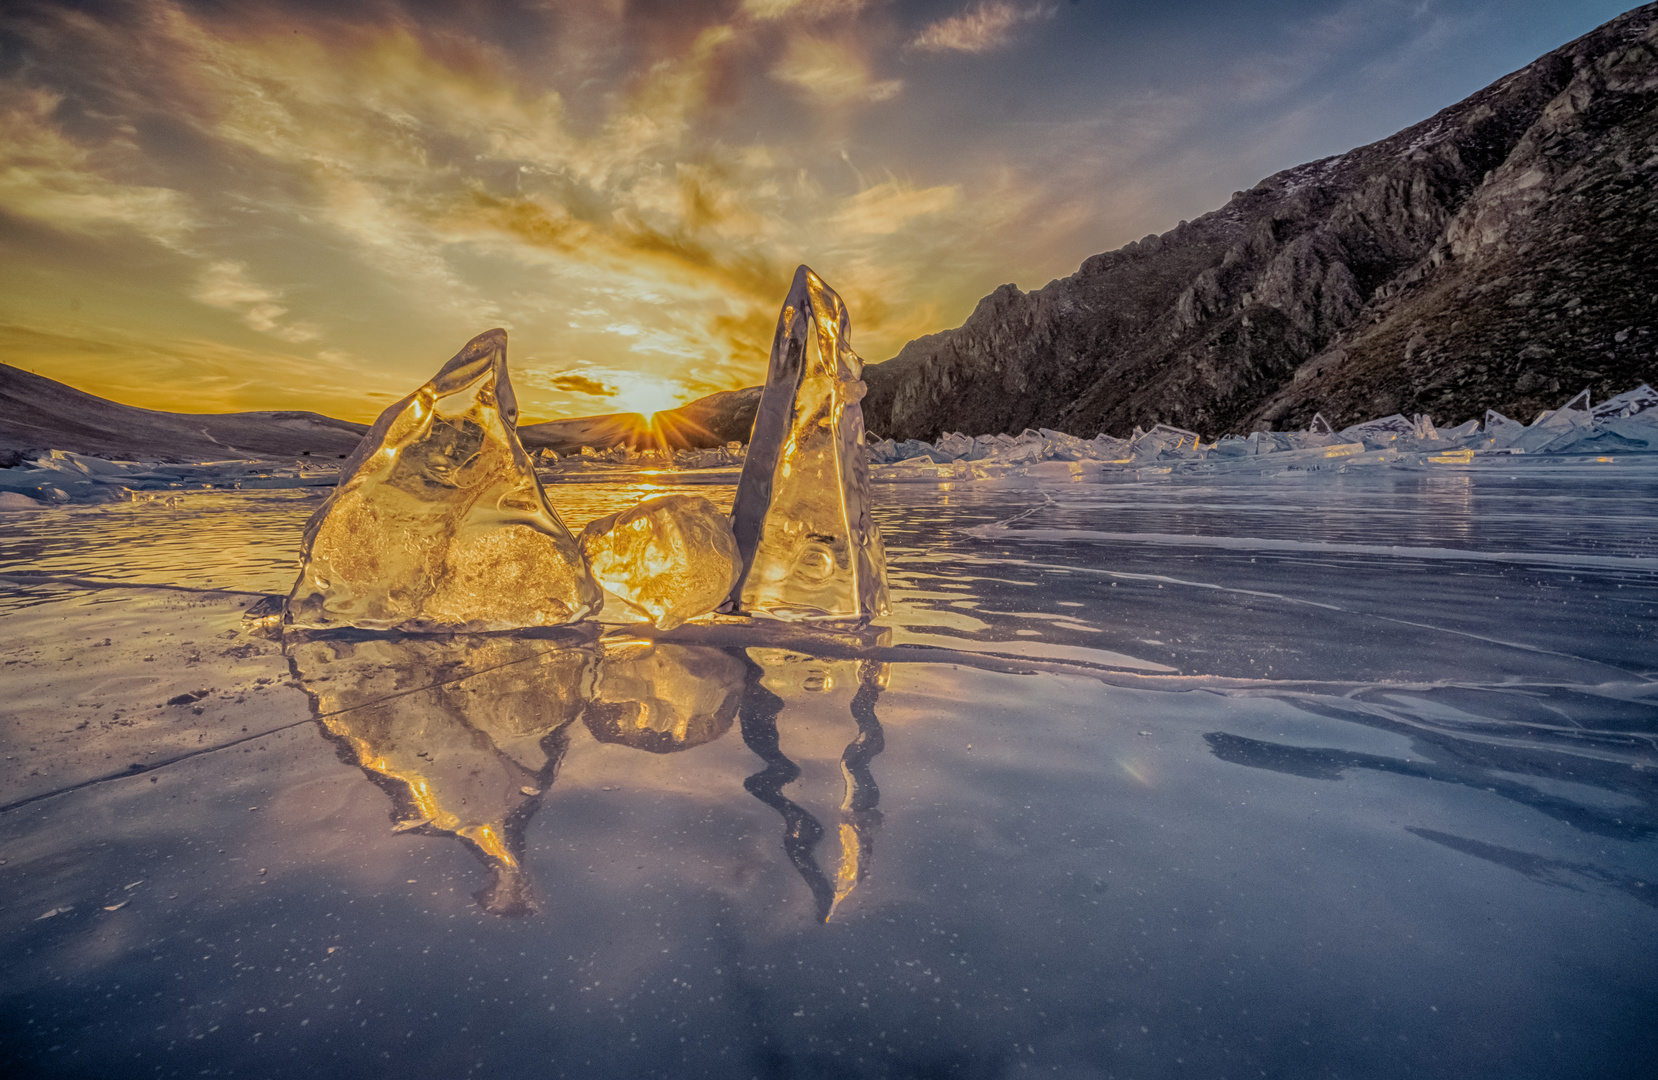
[0,362,369,465]
[0,362,758,464]
[517,386,760,455]
[858,3,1658,440]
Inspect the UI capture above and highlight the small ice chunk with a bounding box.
[929,432,968,460]
[1308,413,1334,436]
[286,329,601,632]
[726,266,888,623]
[579,495,740,630]
[1339,414,1415,449]
[1130,423,1202,459]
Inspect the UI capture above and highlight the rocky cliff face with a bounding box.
[862,3,1658,440]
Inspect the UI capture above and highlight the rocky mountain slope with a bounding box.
[861,3,1658,440]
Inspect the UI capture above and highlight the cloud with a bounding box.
[547,373,614,397]
[0,86,196,250]
[771,37,902,103]
[832,181,961,236]
[191,261,319,344]
[909,2,1057,55]
[742,0,866,20]
[0,0,1133,420]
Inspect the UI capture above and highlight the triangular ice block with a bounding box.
[723,266,888,623]
[1308,413,1334,436]
[286,329,601,632]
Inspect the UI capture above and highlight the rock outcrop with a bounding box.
[861,3,1658,439]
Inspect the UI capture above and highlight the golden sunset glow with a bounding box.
[1,0,1622,422]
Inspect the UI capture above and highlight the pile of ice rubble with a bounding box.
[865,385,1658,479]
[0,454,339,509]
[535,442,746,474]
[3,385,1654,510]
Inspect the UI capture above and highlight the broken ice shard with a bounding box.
[1592,384,1658,420]
[579,495,740,630]
[286,329,601,632]
[724,265,888,622]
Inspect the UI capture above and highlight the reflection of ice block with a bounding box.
[286,329,601,632]
[287,634,596,915]
[582,641,744,753]
[725,265,888,623]
[579,495,740,630]
[738,639,890,921]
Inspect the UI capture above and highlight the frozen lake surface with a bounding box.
[2,459,1656,1079]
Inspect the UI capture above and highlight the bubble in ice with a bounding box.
[579,495,740,630]
[285,329,601,632]
[724,265,889,623]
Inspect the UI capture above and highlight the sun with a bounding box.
[615,376,686,418]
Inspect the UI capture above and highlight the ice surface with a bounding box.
[578,495,739,629]
[285,329,601,632]
[724,266,888,623]
[3,459,1657,1077]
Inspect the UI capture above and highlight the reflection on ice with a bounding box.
[584,640,743,752]
[739,647,888,921]
[287,631,597,914]
[286,625,889,919]
[2,463,1656,1078]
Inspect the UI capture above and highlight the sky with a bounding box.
[0,0,1639,423]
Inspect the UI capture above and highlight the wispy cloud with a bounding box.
[909,2,1058,55]
[832,181,961,236]
[192,262,318,344]
[0,86,196,250]
[742,0,867,21]
[771,37,902,103]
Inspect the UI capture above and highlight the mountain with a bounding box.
[860,3,1658,440]
[0,362,368,466]
[0,360,756,464]
[516,387,760,454]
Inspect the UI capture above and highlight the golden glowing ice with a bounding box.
[285,328,601,632]
[725,265,889,623]
[579,494,740,630]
